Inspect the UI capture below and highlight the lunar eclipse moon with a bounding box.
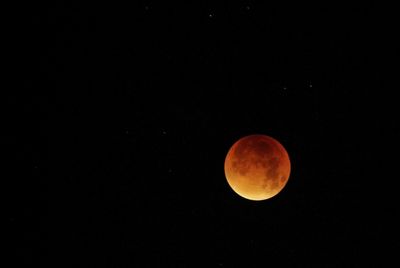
[224,135,291,201]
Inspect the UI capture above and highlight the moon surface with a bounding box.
[224,134,291,201]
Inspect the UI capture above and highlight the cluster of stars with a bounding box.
[125,128,172,174]
[207,5,252,19]
[141,4,252,20]
[281,82,313,92]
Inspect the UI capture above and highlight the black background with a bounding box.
[8,1,396,267]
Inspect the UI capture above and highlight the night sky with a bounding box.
[9,1,395,267]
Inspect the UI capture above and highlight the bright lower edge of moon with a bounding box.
[224,134,291,201]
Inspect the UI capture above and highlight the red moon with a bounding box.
[224,135,291,201]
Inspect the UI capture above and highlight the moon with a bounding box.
[224,134,291,201]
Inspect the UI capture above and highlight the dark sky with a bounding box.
[9,1,395,267]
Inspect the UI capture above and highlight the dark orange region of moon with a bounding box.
[224,135,291,201]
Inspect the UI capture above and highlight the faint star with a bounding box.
[245,6,251,10]
[309,84,313,88]
[209,13,214,18]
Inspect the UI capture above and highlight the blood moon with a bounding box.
[224,135,291,201]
